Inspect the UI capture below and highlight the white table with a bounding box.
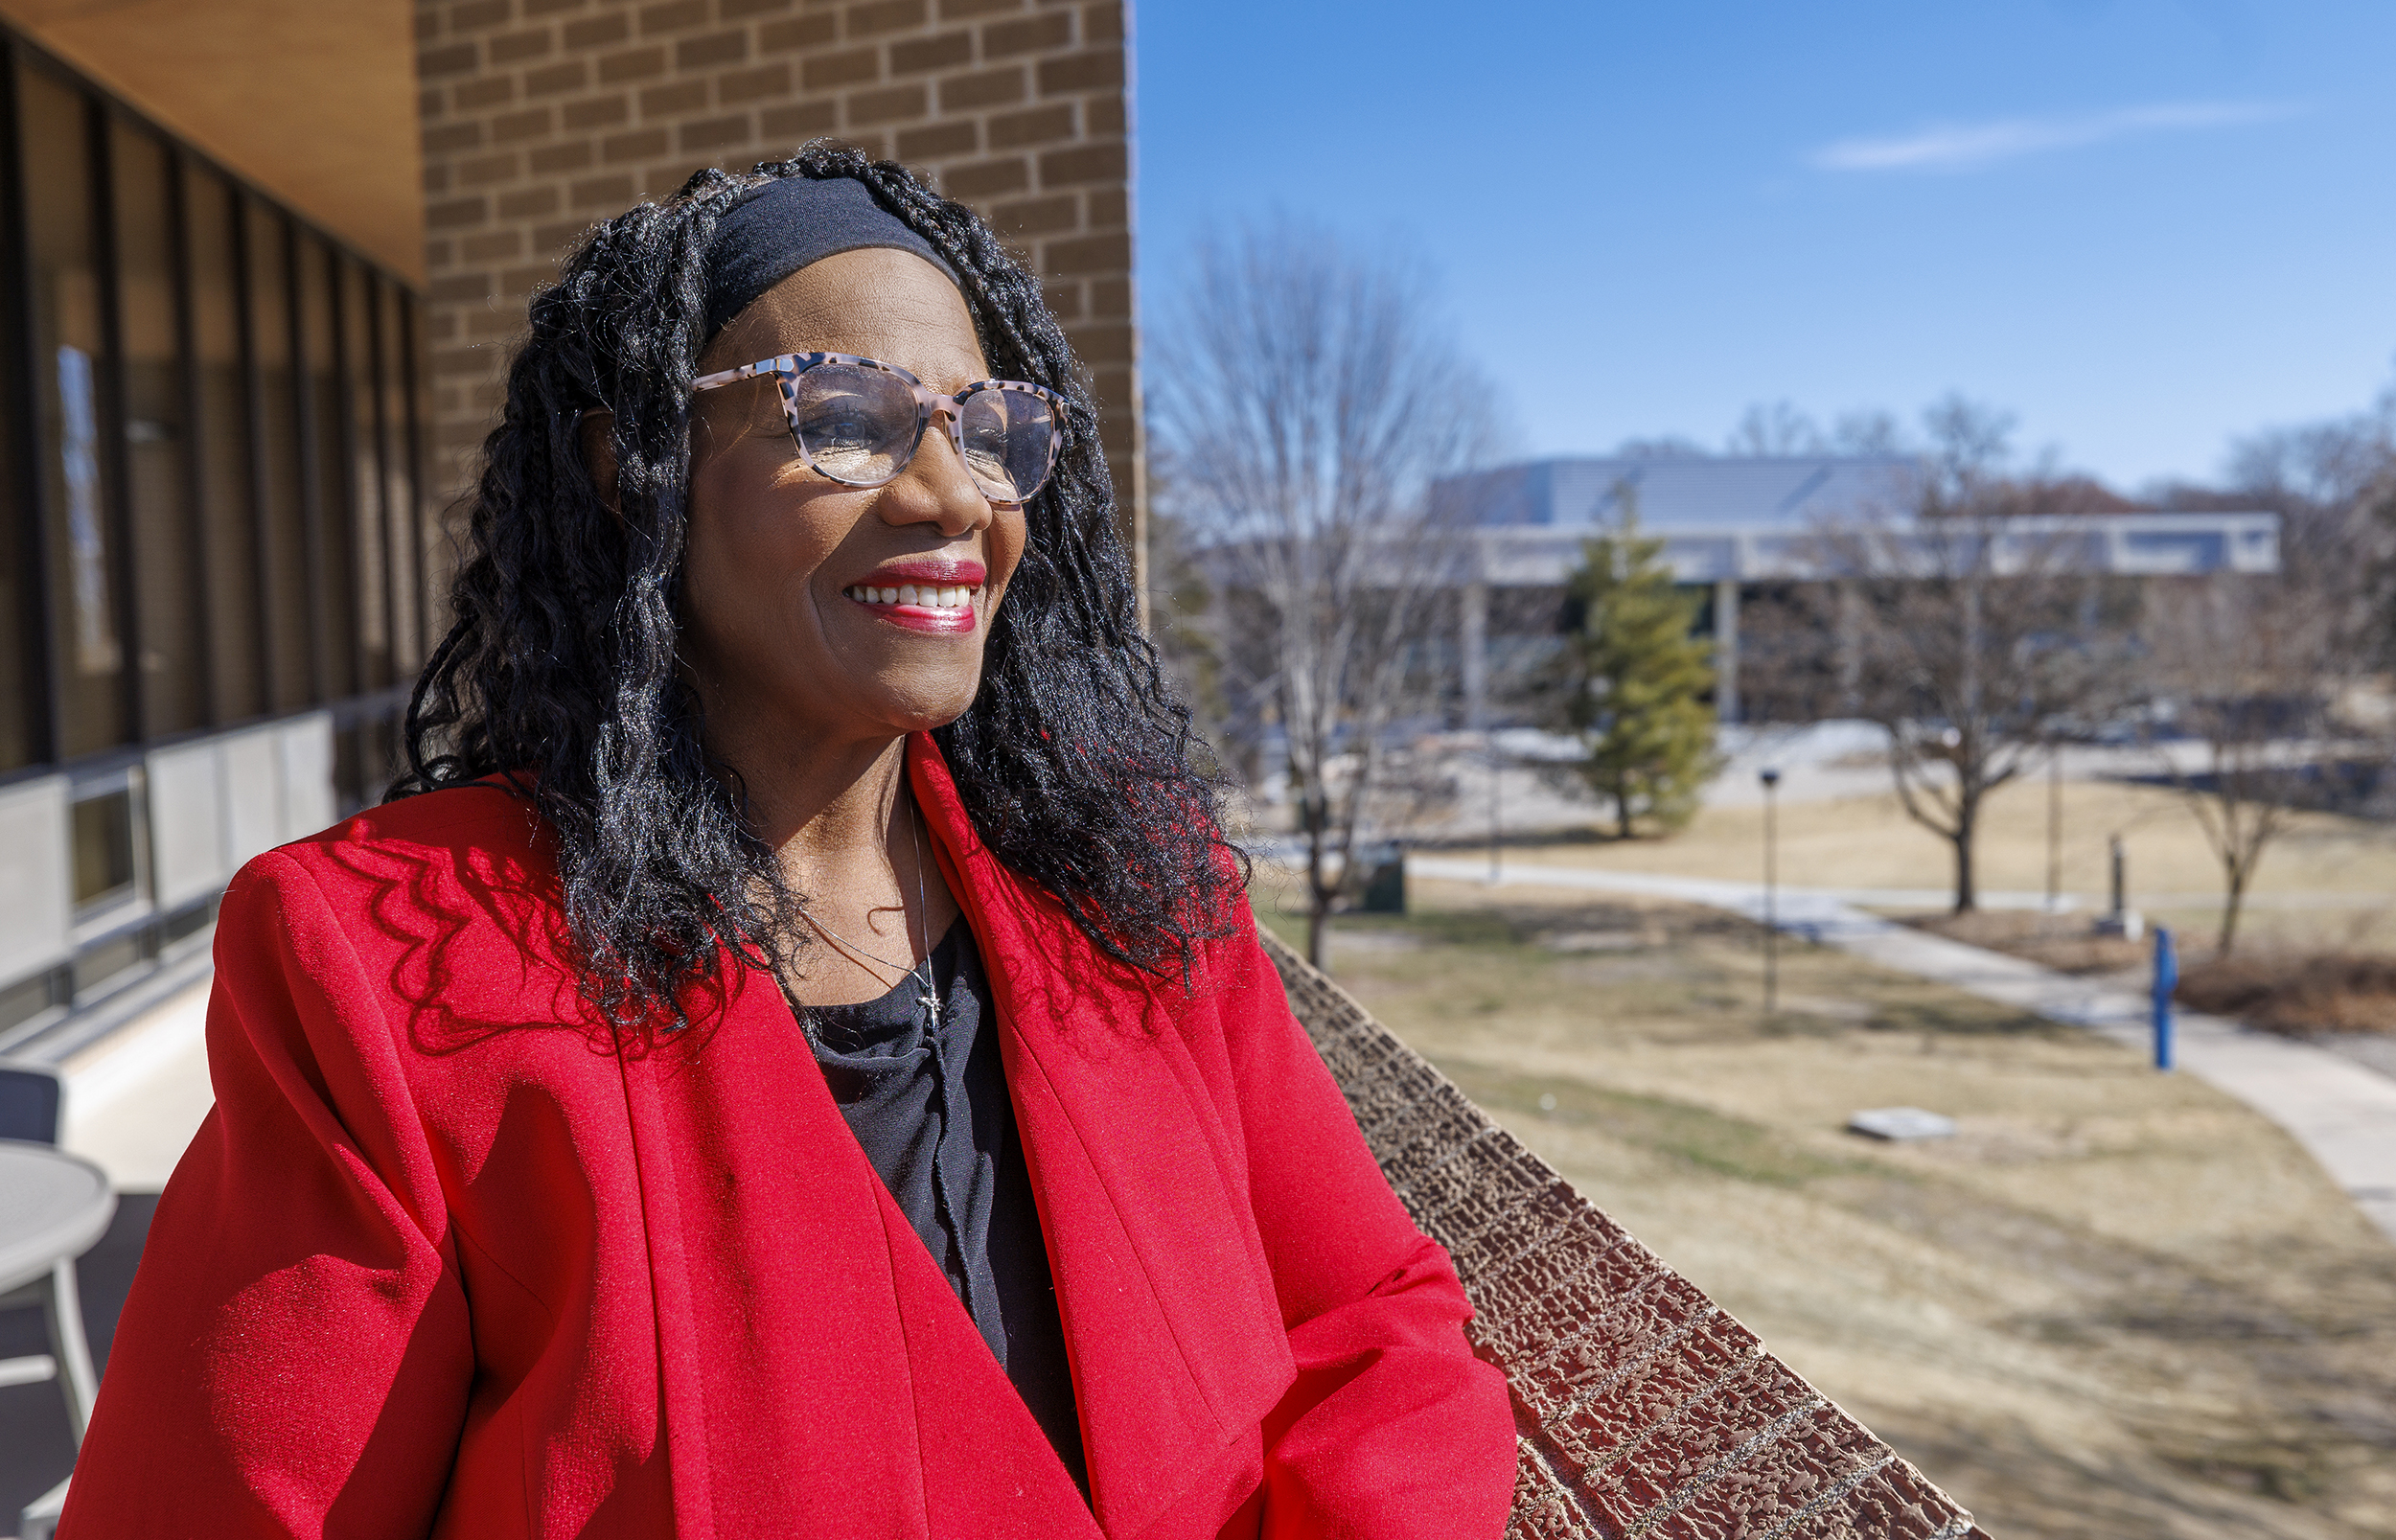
[0,1138,115,1443]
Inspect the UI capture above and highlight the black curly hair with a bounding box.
[395,142,1241,1043]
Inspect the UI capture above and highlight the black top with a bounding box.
[799,921,1088,1495]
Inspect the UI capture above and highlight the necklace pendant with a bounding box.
[918,984,940,1024]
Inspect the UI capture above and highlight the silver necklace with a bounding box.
[796,796,939,1029]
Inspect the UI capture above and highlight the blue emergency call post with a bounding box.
[2151,926,2177,1071]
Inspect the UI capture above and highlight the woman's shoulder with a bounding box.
[235,778,559,915]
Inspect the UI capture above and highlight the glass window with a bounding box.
[184,162,261,723]
[342,258,389,693]
[70,784,135,908]
[297,234,355,699]
[244,197,311,712]
[111,117,204,738]
[380,282,426,674]
[22,66,126,759]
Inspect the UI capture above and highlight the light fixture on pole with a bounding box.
[1760,767,1781,1023]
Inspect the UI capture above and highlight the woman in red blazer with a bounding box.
[60,147,1514,1538]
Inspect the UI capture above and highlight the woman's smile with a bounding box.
[840,555,985,634]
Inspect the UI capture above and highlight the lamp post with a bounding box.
[1760,767,1781,1023]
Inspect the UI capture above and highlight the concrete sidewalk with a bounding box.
[1410,854,2396,1245]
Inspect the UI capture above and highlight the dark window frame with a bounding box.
[0,26,427,793]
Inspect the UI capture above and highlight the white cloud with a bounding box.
[1812,101,2304,172]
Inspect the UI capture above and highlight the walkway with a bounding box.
[1409,854,2396,1244]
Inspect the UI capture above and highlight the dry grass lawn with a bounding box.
[1259,870,2396,1540]
[1492,777,2396,954]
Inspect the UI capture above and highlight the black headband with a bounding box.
[702,175,959,341]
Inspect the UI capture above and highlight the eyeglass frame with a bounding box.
[690,351,1068,504]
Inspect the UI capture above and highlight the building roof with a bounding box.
[1434,456,2279,585]
[1438,455,1924,532]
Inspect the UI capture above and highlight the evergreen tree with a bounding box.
[1559,507,1719,838]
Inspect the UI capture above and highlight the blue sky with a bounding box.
[1133,1,2396,490]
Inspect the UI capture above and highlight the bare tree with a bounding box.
[1748,397,2136,910]
[1149,218,1496,966]
[2140,573,2345,954]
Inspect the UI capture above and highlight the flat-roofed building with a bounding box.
[1436,455,2280,728]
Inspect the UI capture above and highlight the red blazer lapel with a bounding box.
[909,736,1298,1539]
[620,945,1094,1537]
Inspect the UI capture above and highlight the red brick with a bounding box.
[937,0,1024,17]
[1084,185,1124,230]
[421,85,449,121]
[758,13,840,50]
[465,308,522,341]
[1079,0,1119,43]
[942,154,1028,197]
[1040,277,1082,320]
[678,113,756,151]
[460,229,524,261]
[636,0,710,34]
[417,41,480,78]
[721,0,795,16]
[534,218,597,250]
[986,102,1071,148]
[896,119,978,159]
[425,236,458,268]
[1088,274,1128,318]
[676,30,749,68]
[429,272,495,304]
[522,0,587,13]
[449,0,513,33]
[492,106,556,143]
[713,61,789,103]
[459,150,522,187]
[801,46,881,88]
[562,12,630,47]
[427,195,492,230]
[1037,140,1120,187]
[1041,230,1126,274]
[453,75,518,110]
[760,101,840,139]
[888,30,973,74]
[502,263,558,297]
[529,140,596,173]
[1082,94,1123,134]
[524,59,590,95]
[845,82,927,126]
[423,121,485,153]
[1071,321,1130,365]
[563,91,633,128]
[570,172,638,207]
[640,79,712,115]
[980,11,1069,57]
[990,192,1075,236]
[843,0,927,37]
[597,45,668,81]
[423,162,454,195]
[602,127,672,161]
[487,26,555,63]
[937,64,1024,111]
[417,10,443,42]
[1036,47,1119,95]
[497,185,563,218]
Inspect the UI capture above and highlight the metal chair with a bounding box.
[3,1057,100,1539]
[0,1058,104,1439]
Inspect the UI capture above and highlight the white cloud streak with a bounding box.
[1812,101,2305,172]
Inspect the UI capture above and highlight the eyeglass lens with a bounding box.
[786,361,1055,501]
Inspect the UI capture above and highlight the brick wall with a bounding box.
[413,0,1140,583]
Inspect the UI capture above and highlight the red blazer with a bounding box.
[61,737,1513,1539]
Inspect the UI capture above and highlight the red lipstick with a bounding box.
[841,558,985,634]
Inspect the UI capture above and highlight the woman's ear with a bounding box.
[579,408,621,513]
